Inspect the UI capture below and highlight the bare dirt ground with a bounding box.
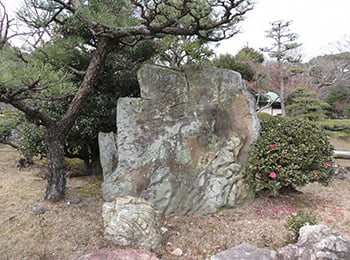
[1,139,350,260]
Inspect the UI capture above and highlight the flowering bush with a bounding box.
[246,116,335,194]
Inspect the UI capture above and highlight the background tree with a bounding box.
[235,46,264,64]
[325,85,350,119]
[234,46,265,92]
[307,52,350,97]
[0,0,254,201]
[153,35,215,68]
[286,86,330,121]
[261,20,302,116]
[306,52,350,119]
[211,53,254,80]
[0,1,11,49]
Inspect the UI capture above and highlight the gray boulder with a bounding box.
[210,243,277,260]
[98,132,118,200]
[100,65,259,215]
[102,196,163,251]
[277,225,350,259]
[211,225,350,260]
[334,164,350,180]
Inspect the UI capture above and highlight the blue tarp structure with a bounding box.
[262,91,280,103]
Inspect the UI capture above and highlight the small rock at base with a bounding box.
[171,248,183,256]
[32,204,46,215]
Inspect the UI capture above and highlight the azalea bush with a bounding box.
[246,116,335,194]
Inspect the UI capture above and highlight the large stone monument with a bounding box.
[99,65,259,215]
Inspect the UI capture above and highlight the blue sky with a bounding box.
[216,0,350,60]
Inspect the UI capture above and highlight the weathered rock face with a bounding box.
[100,65,259,215]
[102,196,163,251]
[277,225,350,259]
[98,132,118,200]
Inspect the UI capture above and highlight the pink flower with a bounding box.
[325,162,332,168]
[315,173,321,179]
[269,172,277,179]
[269,144,276,149]
[332,209,344,217]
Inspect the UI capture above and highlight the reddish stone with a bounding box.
[76,249,159,260]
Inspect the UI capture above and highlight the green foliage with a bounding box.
[257,112,274,121]
[262,20,302,63]
[286,210,318,237]
[0,110,45,158]
[286,86,330,121]
[78,0,136,28]
[0,110,20,143]
[325,85,350,119]
[316,119,350,141]
[235,46,264,64]
[153,36,215,68]
[317,119,350,130]
[0,46,77,108]
[246,116,335,194]
[17,122,46,158]
[211,53,255,81]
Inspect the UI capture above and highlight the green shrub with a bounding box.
[17,123,46,158]
[257,112,274,121]
[316,119,350,141]
[246,116,335,194]
[286,210,318,237]
[0,110,46,158]
[0,110,19,143]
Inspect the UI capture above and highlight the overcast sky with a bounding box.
[216,0,350,61]
[4,0,350,61]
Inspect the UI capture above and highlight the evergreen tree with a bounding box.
[286,86,330,121]
[210,53,255,81]
[261,20,302,116]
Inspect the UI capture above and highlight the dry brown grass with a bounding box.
[0,144,114,259]
[1,139,350,259]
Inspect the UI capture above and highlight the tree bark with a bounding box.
[280,76,286,116]
[59,37,115,134]
[44,126,67,201]
[277,54,286,117]
[43,38,114,201]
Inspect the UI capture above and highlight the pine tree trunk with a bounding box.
[43,37,114,201]
[44,126,67,201]
[40,37,113,201]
